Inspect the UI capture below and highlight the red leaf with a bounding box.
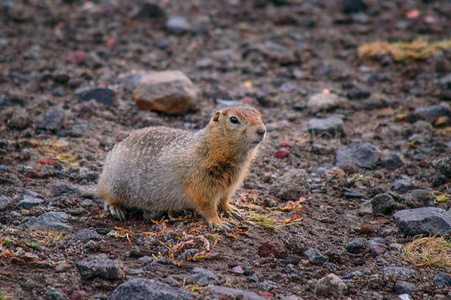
[38,159,54,165]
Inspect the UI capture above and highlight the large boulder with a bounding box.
[133,70,197,114]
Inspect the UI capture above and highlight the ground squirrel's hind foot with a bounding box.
[208,221,236,233]
[223,205,244,221]
[104,203,125,220]
[221,202,245,221]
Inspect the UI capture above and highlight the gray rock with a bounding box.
[137,256,155,265]
[314,274,347,298]
[215,99,243,110]
[347,87,371,100]
[190,268,218,285]
[20,212,72,231]
[307,115,344,137]
[381,154,404,171]
[304,248,327,265]
[270,169,310,201]
[403,189,434,207]
[371,193,396,215]
[46,288,66,299]
[75,229,100,243]
[335,144,379,169]
[107,278,191,300]
[395,281,417,295]
[393,207,451,236]
[165,16,191,35]
[393,178,412,193]
[344,239,364,253]
[258,280,278,292]
[249,272,260,283]
[414,103,451,122]
[0,197,12,210]
[435,157,451,178]
[77,171,99,184]
[77,88,115,107]
[7,109,31,129]
[380,266,417,278]
[307,93,346,113]
[432,273,451,289]
[16,195,44,210]
[71,124,89,135]
[76,254,125,281]
[138,2,165,19]
[133,70,197,115]
[38,108,65,131]
[84,52,104,69]
[369,243,387,257]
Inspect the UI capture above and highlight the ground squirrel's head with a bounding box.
[209,106,266,152]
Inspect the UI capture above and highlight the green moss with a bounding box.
[358,39,451,61]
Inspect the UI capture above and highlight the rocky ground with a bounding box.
[1,0,451,299]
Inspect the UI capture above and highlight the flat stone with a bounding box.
[414,103,451,122]
[347,87,371,100]
[77,88,115,107]
[304,248,327,265]
[314,274,347,298]
[393,207,451,236]
[20,212,72,231]
[335,143,379,169]
[307,93,346,113]
[107,278,191,300]
[204,286,265,300]
[307,115,344,137]
[344,240,364,254]
[190,268,218,285]
[75,229,101,243]
[380,266,417,278]
[395,281,417,295]
[432,273,451,288]
[371,193,396,215]
[165,16,191,35]
[381,154,404,171]
[133,70,197,115]
[38,108,65,131]
[16,195,44,210]
[269,169,310,201]
[76,254,125,281]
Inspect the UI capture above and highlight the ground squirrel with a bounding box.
[97,106,266,231]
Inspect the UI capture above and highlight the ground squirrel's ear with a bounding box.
[213,112,220,122]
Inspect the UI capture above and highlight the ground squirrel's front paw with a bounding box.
[225,206,244,221]
[209,221,236,233]
[104,203,125,220]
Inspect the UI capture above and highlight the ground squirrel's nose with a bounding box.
[256,127,266,138]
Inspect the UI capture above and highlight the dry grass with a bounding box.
[402,236,451,267]
[358,39,451,61]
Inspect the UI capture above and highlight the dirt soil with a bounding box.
[1,0,451,299]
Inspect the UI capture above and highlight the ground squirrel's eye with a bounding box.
[229,116,240,124]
